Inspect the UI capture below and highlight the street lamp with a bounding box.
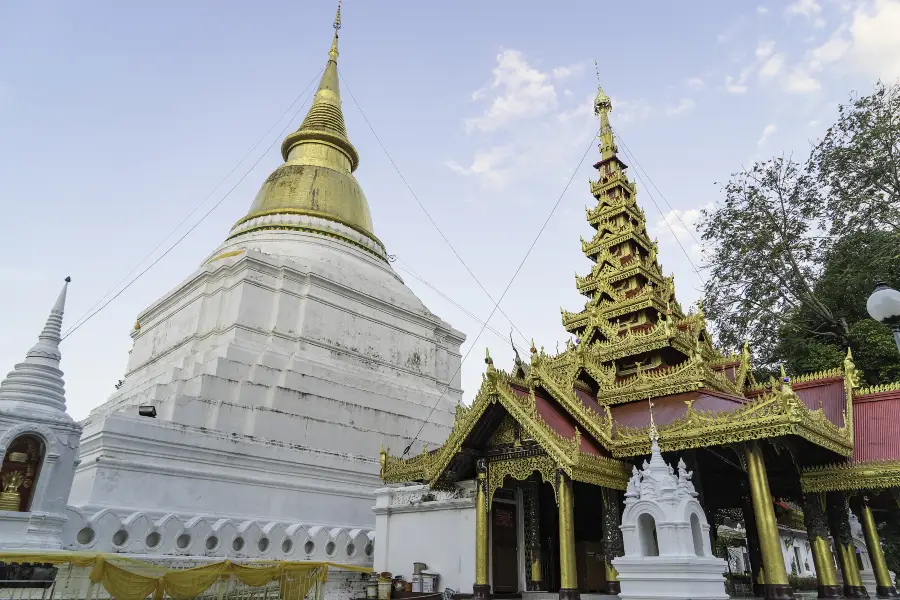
[866,281,900,353]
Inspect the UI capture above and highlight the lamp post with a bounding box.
[867,281,900,354]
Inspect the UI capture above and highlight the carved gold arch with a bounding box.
[488,454,558,509]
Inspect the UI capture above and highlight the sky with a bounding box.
[2,0,899,421]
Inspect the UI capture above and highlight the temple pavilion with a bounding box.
[379,83,900,600]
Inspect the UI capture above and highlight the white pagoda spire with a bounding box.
[0,277,73,417]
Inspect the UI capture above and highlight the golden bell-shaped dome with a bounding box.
[229,4,378,247]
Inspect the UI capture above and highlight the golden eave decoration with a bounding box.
[380,359,630,492]
[801,459,900,493]
[612,379,853,458]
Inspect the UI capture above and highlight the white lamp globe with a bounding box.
[867,281,900,323]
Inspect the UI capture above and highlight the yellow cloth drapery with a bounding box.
[0,551,372,600]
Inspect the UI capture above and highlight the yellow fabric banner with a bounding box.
[0,551,372,600]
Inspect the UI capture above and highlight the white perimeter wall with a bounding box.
[373,484,476,594]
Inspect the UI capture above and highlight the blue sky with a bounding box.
[2,0,899,420]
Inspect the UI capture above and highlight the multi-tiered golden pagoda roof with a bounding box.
[380,80,896,495]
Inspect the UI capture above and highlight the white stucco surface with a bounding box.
[0,279,83,550]
[614,439,729,600]
[373,483,477,594]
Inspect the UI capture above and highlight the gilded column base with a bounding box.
[843,585,870,598]
[876,585,900,598]
[760,583,794,600]
[816,584,843,598]
[472,584,491,600]
[604,581,621,595]
[558,588,581,600]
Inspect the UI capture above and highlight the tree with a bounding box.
[699,157,833,369]
[810,80,900,237]
[700,81,900,383]
[773,231,900,384]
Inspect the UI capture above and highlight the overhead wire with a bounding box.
[64,69,325,338]
[394,257,525,351]
[610,125,707,285]
[611,124,704,249]
[337,71,533,351]
[61,70,325,341]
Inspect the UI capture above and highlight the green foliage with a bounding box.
[788,575,818,591]
[700,80,900,384]
[876,513,900,585]
[810,80,900,236]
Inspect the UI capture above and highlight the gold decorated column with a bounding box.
[600,487,622,595]
[854,495,899,598]
[474,458,491,600]
[803,492,842,598]
[743,441,792,600]
[557,470,580,600]
[827,491,868,598]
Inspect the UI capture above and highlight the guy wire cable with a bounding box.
[62,71,324,341]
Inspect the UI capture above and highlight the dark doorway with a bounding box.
[492,501,519,593]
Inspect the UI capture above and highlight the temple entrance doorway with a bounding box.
[492,498,520,593]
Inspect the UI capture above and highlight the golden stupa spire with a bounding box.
[227,1,381,251]
[329,0,341,62]
[593,62,617,161]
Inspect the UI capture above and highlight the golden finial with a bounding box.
[647,398,659,442]
[329,0,342,60]
[485,347,494,367]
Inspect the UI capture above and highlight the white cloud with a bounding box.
[757,123,778,146]
[686,77,705,90]
[808,119,820,127]
[784,68,822,93]
[651,203,714,257]
[757,5,770,15]
[445,147,514,190]
[756,40,777,60]
[665,98,697,117]
[846,0,900,81]
[759,53,786,78]
[448,51,603,192]
[613,97,654,124]
[466,50,559,132]
[786,0,826,26]
[808,33,851,70]
[724,69,750,94]
[552,64,582,80]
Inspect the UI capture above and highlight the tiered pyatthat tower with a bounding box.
[554,82,730,404]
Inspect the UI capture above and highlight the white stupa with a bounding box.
[64,6,464,564]
[0,277,83,549]
[613,424,729,600]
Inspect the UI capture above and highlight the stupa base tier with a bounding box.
[613,556,730,600]
[69,413,383,530]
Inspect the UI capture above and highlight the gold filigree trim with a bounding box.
[801,459,900,493]
[857,381,900,396]
[611,379,852,458]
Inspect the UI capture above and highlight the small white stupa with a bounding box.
[0,277,83,549]
[613,419,728,600]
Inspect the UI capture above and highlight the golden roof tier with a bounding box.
[227,3,383,255]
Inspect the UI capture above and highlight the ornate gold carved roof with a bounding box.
[380,353,631,490]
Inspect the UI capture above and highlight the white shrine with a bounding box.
[0,278,82,550]
[58,7,464,563]
[613,426,728,600]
